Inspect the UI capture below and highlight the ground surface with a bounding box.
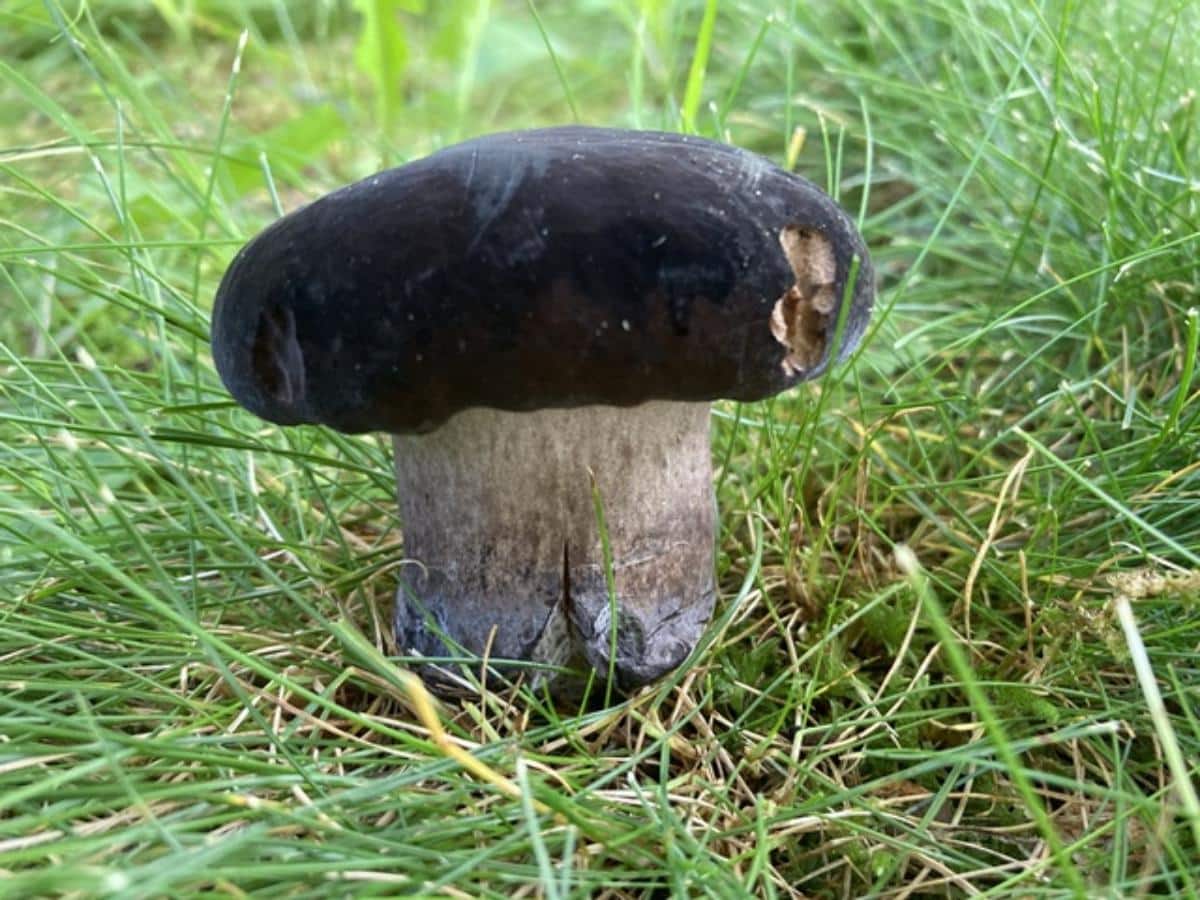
[1,1,1198,897]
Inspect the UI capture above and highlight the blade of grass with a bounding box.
[680,0,718,133]
[894,544,1088,898]
[526,0,579,123]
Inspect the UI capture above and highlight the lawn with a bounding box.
[1,0,1198,896]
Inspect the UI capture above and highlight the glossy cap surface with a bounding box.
[211,127,874,434]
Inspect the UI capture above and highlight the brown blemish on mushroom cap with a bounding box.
[769,225,838,377]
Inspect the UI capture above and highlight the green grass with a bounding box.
[2,0,1199,896]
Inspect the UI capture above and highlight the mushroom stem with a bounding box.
[393,400,716,691]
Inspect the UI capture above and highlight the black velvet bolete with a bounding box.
[212,127,874,692]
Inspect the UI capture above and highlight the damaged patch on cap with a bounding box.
[252,303,306,408]
[769,225,837,377]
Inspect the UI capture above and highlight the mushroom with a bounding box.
[211,127,873,693]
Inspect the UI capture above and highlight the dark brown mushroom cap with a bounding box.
[211,126,874,434]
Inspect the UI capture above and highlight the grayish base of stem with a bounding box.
[392,401,716,693]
